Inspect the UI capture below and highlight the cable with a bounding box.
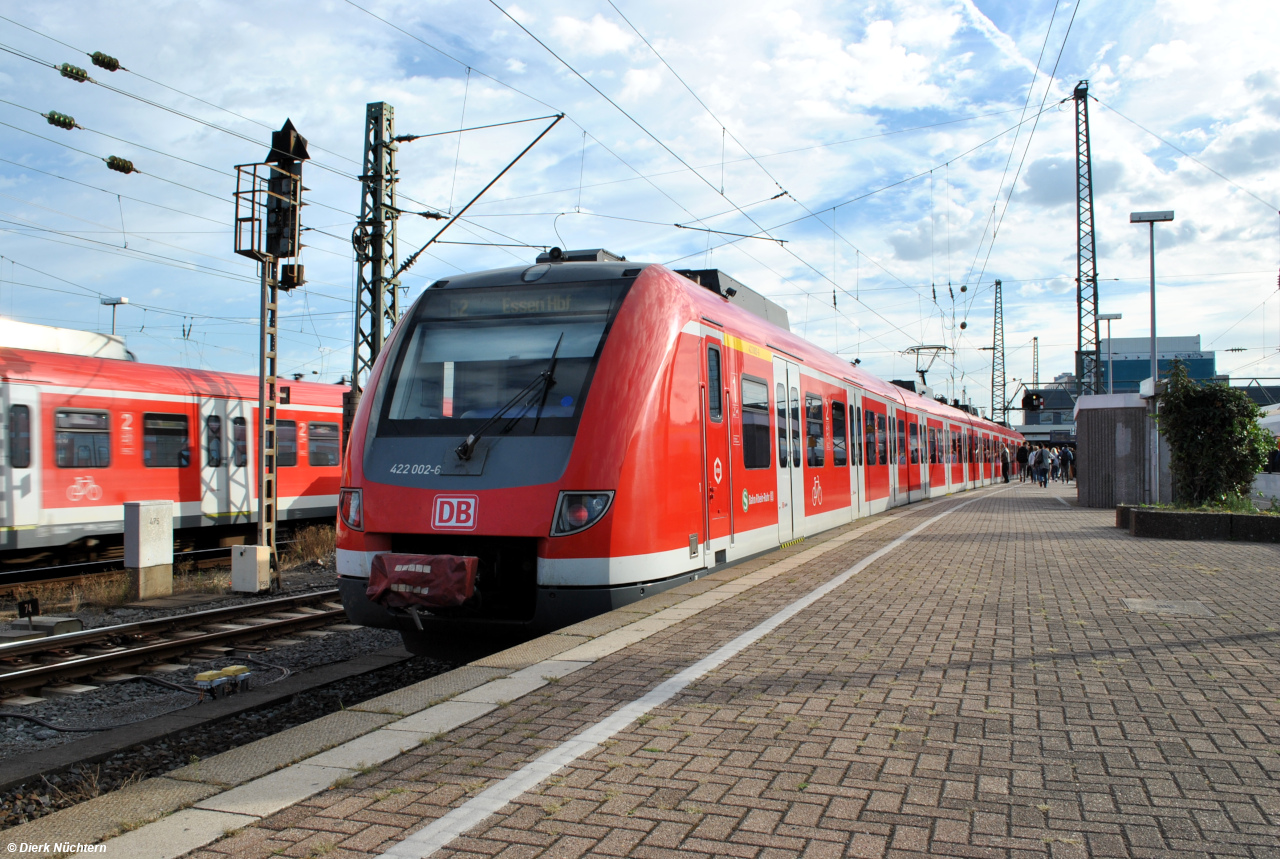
[1091,97,1279,213]
[964,0,1081,321]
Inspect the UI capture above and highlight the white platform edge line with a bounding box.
[378,489,1006,859]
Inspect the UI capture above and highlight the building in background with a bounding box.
[1014,385,1078,444]
[1099,335,1217,393]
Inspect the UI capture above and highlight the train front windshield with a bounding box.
[378,280,629,437]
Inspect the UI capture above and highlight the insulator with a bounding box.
[90,51,121,72]
[960,321,968,330]
[58,62,89,82]
[45,111,76,130]
[105,156,136,175]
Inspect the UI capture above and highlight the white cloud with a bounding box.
[550,13,635,56]
[0,0,1272,394]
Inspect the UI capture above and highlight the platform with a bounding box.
[7,482,1279,858]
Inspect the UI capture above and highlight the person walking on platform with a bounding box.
[1034,445,1050,488]
[1000,444,1011,483]
[1016,442,1030,482]
[1060,445,1075,483]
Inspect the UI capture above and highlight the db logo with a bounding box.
[431,495,478,531]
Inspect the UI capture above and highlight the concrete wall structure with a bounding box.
[1075,394,1172,508]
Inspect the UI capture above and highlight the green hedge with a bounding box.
[1158,360,1271,506]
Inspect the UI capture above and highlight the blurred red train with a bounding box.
[336,250,1023,649]
[0,345,345,560]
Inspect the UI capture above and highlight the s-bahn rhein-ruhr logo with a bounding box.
[432,495,478,531]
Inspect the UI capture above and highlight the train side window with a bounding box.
[740,376,770,469]
[875,411,887,465]
[706,346,723,422]
[206,415,223,468]
[308,422,341,466]
[8,405,30,469]
[232,417,248,467]
[832,401,847,467]
[776,383,787,469]
[278,420,298,467]
[804,393,824,467]
[854,405,863,466]
[898,417,908,466]
[55,410,110,468]
[143,414,189,468]
[789,387,801,468]
[908,421,920,464]
[863,407,875,466]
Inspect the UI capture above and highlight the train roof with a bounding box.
[423,254,1019,441]
[0,347,347,407]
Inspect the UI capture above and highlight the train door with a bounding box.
[199,398,252,523]
[906,413,925,502]
[701,339,731,563]
[851,391,867,520]
[0,384,41,536]
[895,409,910,506]
[772,356,803,543]
[199,398,226,522]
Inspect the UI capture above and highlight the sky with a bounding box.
[0,0,1277,416]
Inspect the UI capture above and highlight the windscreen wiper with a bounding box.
[455,333,563,461]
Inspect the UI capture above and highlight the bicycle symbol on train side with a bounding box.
[811,476,823,507]
[66,476,103,502]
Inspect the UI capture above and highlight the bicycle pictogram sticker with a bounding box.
[811,476,823,506]
[66,476,103,502]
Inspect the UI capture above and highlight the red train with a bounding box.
[0,347,345,559]
[337,251,1022,648]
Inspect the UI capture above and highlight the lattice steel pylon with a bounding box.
[1074,81,1102,397]
[1032,336,1040,389]
[346,102,399,443]
[990,279,1006,423]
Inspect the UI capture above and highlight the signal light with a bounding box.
[90,51,120,72]
[105,156,136,174]
[45,111,76,130]
[58,62,88,82]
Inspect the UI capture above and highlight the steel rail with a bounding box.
[0,589,344,693]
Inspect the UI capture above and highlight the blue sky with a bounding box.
[0,0,1276,412]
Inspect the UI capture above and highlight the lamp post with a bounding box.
[1099,312,1122,394]
[100,297,128,336]
[1130,210,1174,504]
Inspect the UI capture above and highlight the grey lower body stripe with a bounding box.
[380,490,1003,859]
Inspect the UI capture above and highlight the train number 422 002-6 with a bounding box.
[389,463,443,475]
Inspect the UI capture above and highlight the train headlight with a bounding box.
[551,491,614,536]
[339,488,363,531]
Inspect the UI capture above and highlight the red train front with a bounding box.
[337,251,1021,650]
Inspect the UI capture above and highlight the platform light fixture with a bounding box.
[100,296,128,336]
[1130,209,1174,504]
[1098,313,1122,394]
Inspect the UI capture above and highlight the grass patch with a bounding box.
[283,524,335,567]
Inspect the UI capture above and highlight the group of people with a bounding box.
[1011,441,1074,487]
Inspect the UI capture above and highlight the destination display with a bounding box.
[419,283,619,320]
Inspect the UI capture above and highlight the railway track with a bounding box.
[0,589,345,695]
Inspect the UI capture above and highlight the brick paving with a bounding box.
[187,484,1280,859]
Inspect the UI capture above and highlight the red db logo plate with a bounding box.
[432,495,478,531]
